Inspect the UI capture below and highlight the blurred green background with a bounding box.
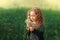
[0,8,60,40]
[0,0,60,40]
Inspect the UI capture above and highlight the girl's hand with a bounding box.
[29,27,35,32]
[26,26,35,32]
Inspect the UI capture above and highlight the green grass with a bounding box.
[42,9,60,40]
[0,8,60,40]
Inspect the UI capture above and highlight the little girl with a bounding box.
[25,7,44,40]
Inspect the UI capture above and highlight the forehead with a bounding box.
[30,11,36,15]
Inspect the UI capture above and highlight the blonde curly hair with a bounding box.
[26,7,44,29]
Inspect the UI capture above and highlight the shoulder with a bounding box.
[40,24,45,28]
[39,24,45,32]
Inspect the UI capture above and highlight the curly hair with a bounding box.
[26,7,44,29]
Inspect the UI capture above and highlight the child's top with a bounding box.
[29,24,44,40]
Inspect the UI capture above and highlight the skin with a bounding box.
[27,11,38,32]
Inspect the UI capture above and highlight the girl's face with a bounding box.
[29,11,37,22]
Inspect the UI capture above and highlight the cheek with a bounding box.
[30,17,35,19]
[30,17,34,19]
[33,17,36,19]
[32,17,36,20]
